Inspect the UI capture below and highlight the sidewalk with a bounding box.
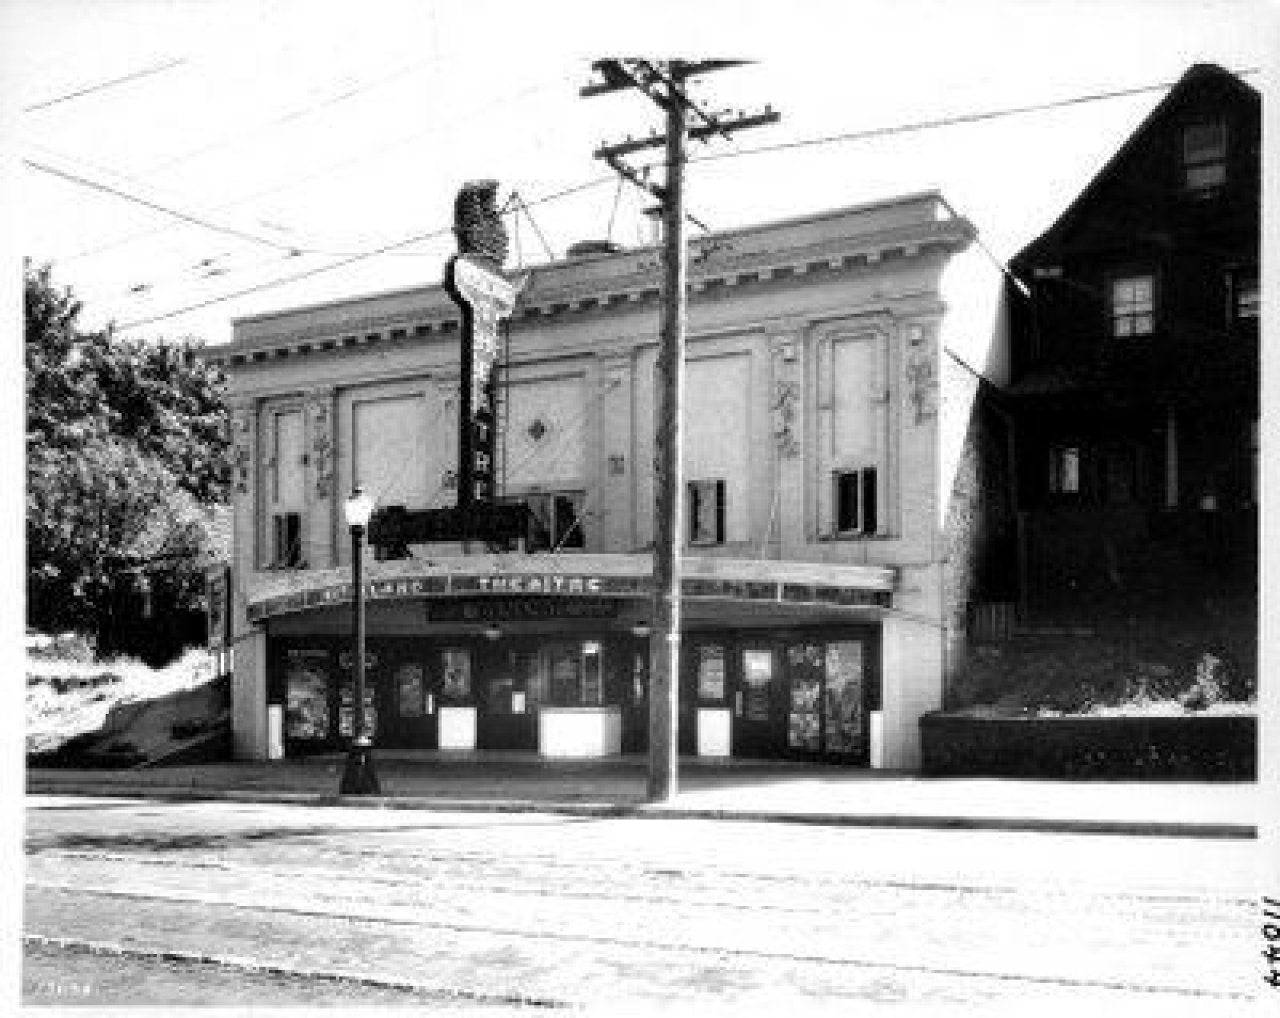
[25,753,1259,839]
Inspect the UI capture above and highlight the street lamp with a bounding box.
[340,485,380,795]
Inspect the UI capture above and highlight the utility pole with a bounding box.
[582,60,778,802]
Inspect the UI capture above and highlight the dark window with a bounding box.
[834,469,878,535]
[1099,444,1139,504]
[1048,446,1081,495]
[523,491,585,551]
[688,479,726,545]
[1249,419,1259,506]
[1110,275,1154,337]
[1181,122,1227,193]
[1228,268,1259,322]
[272,512,303,568]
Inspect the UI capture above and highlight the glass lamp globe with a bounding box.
[344,485,376,528]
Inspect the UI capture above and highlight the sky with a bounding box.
[5,0,1276,351]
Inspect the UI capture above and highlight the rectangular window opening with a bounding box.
[688,479,727,545]
[1181,122,1227,193]
[272,512,303,568]
[833,468,879,536]
[1110,275,1155,337]
[1048,446,1081,496]
[520,491,586,551]
[1229,268,1260,322]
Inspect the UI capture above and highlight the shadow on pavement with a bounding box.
[26,814,606,855]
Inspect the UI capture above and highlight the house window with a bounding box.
[1229,268,1259,322]
[1249,419,1259,506]
[833,469,878,536]
[271,512,303,568]
[1048,446,1081,495]
[1110,275,1154,337]
[1181,122,1227,192]
[523,491,585,551]
[688,479,727,545]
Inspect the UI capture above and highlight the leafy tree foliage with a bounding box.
[25,261,230,651]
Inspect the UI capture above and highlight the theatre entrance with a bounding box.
[680,630,877,763]
[780,637,872,763]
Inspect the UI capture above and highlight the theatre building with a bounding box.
[213,190,1008,769]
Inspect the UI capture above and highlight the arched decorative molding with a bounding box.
[809,314,895,539]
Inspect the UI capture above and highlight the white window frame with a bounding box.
[1109,274,1155,338]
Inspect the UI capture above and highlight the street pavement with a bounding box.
[25,751,1260,837]
[22,796,1264,1013]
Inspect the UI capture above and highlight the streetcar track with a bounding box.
[27,860,1239,957]
[29,848,829,916]
[28,842,1254,910]
[24,881,1251,1001]
[23,933,571,1009]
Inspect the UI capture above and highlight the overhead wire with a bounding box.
[54,74,577,264]
[605,174,624,244]
[106,67,1247,335]
[26,157,313,256]
[138,54,442,176]
[667,67,1262,171]
[112,222,458,331]
[23,57,189,113]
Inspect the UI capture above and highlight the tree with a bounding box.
[25,262,230,654]
[27,439,208,639]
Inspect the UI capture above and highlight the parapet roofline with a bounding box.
[214,192,973,362]
[228,189,960,332]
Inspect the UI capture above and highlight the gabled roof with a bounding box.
[1013,63,1259,268]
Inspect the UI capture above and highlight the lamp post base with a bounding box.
[339,740,381,795]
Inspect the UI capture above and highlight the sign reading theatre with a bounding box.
[446,180,514,508]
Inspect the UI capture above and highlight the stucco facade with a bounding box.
[212,190,1006,770]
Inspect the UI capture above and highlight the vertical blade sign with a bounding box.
[444,181,515,508]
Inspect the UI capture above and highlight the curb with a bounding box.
[24,783,1257,840]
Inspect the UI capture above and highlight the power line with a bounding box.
[112,224,454,331]
[25,158,308,256]
[112,175,615,333]
[27,52,449,231]
[23,58,188,113]
[107,66,1252,335]
[56,75,574,265]
[140,54,440,175]
[666,68,1261,171]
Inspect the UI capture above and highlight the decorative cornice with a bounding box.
[207,204,971,370]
